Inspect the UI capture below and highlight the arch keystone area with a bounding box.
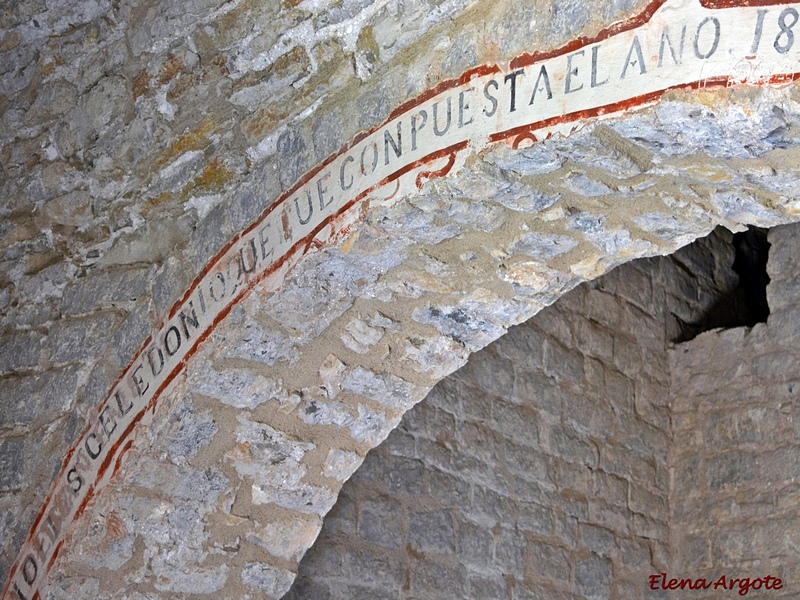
[5,0,800,597]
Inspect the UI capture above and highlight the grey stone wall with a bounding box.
[285,228,746,599]
[668,223,800,598]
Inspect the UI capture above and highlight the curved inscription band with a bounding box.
[4,0,800,596]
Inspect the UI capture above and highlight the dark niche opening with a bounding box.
[673,225,770,343]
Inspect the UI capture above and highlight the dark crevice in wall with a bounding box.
[672,226,770,343]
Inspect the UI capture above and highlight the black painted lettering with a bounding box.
[621,35,647,78]
[458,88,474,127]
[774,8,798,54]
[22,556,37,586]
[13,582,29,600]
[339,156,354,190]
[529,66,553,104]
[85,433,102,460]
[316,171,333,211]
[209,272,225,302]
[258,223,274,261]
[43,515,58,546]
[73,445,92,473]
[694,16,720,59]
[658,25,686,66]
[504,69,524,112]
[483,79,499,116]
[131,364,149,396]
[293,190,314,225]
[32,528,48,556]
[360,141,379,175]
[197,287,207,315]
[432,97,452,135]
[565,49,585,93]
[384,122,402,165]
[14,582,28,600]
[164,325,181,356]
[115,389,133,417]
[99,405,117,436]
[411,110,427,150]
[750,9,767,54]
[226,255,241,295]
[66,466,83,492]
[147,346,164,378]
[179,303,201,343]
[591,45,609,87]
[239,239,257,276]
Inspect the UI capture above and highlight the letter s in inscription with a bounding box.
[66,467,83,493]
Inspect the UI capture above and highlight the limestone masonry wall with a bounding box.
[1,0,652,586]
[285,228,755,599]
[7,0,800,595]
[669,223,800,598]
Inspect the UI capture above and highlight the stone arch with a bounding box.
[3,0,800,597]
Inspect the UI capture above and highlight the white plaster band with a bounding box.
[4,0,800,596]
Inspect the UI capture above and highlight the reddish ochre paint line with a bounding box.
[45,543,63,572]
[701,0,788,7]
[73,484,94,524]
[416,151,460,188]
[112,441,135,479]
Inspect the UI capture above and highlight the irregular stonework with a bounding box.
[5,0,800,596]
[283,228,756,599]
[0,0,653,587]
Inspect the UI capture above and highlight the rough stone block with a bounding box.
[544,424,598,467]
[494,527,526,571]
[0,330,41,373]
[241,563,294,598]
[343,548,405,588]
[426,467,472,511]
[48,312,118,364]
[504,441,550,483]
[512,371,562,415]
[357,497,404,549]
[767,223,800,280]
[62,266,151,315]
[526,540,570,583]
[0,367,79,427]
[543,339,584,384]
[411,560,466,598]
[706,450,757,490]
[588,501,631,535]
[111,305,152,367]
[492,401,540,448]
[408,510,455,554]
[456,518,494,568]
[574,553,612,600]
[384,456,426,496]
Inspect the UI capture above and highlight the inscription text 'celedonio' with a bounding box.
[5,0,800,597]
